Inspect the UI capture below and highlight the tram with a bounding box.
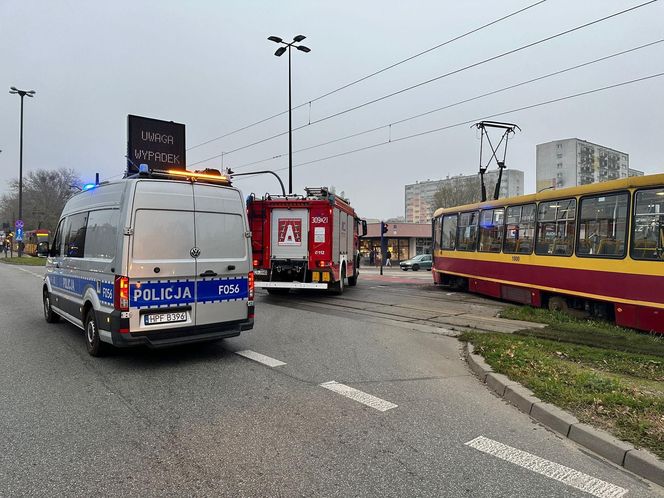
[431,174,664,333]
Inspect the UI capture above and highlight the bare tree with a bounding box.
[432,176,483,210]
[0,168,81,233]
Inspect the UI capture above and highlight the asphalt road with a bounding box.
[0,263,661,497]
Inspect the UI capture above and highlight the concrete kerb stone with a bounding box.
[485,373,518,397]
[568,423,634,466]
[624,448,664,487]
[463,340,664,488]
[530,402,579,437]
[463,343,493,382]
[503,384,539,415]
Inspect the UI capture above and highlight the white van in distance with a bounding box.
[43,167,254,356]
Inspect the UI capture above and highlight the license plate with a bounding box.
[144,311,187,325]
[254,269,268,276]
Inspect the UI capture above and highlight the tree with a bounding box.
[0,168,81,233]
[432,175,483,210]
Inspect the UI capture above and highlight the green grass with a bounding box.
[0,256,47,266]
[500,305,664,357]
[461,308,664,458]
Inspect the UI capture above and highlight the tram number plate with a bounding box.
[144,311,187,325]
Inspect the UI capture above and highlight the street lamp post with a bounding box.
[267,35,310,195]
[9,86,36,257]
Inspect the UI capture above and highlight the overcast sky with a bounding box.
[2,0,663,220]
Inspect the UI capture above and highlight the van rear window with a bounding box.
[133,210,194,261]
[195,212,246,259]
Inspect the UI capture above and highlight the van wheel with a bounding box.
[85,309,108,357]
[43,288,60,323]
[334,268,346,295]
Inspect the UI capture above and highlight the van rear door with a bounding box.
[193,184,250,326]
[127,181,197,332]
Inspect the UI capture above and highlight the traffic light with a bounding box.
[381,222,388,235]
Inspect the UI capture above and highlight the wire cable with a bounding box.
[227,39,663,171]
[232,72,664,179]
[186,0,548,152]
[190,0,659,166]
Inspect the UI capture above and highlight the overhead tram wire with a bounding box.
[231,72,664,180]
[228,39,664,171]
[189,0,659,168]
[186,0,548,153]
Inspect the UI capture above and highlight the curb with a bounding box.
[464,342,664,488]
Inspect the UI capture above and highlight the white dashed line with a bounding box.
[15,267,43,279]
[465,436,627,498]
[320,381,398,412]
[235,350,286,367]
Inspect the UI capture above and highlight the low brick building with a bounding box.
[360,222,431,264]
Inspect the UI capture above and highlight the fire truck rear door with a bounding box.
[271,209,309,260]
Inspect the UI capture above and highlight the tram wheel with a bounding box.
[548,296,568,313]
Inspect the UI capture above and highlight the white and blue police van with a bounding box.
[43,167,254,356]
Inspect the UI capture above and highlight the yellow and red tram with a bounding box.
[431,174,664,333]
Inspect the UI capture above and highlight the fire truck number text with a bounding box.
[312,216,328,224]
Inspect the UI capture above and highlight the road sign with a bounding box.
[15,219,24,229]
[127,114,186,173]
[15,227,23,241]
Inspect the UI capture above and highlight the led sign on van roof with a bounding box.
[127,115,186,174]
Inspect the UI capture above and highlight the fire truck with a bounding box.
[247,187,367,294]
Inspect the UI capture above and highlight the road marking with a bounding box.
[320,381,398,412]
[465,436,627,498]
[235,350,286,367]
[15,267,43,279]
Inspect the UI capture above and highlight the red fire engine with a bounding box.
[247,187,367,294]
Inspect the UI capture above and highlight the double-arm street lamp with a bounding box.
[9,86,36,257]
[267,34,310,195]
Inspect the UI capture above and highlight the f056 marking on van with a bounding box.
[130,277,249,309]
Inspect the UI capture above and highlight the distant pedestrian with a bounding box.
[3,242,8,258]
[369,249,375,266]
[385,250,392,267]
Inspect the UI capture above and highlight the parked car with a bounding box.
[399,254,432,271]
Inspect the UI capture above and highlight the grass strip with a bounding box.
[461,329,664,459]
[501,306,664,357]
[0,256,47,266]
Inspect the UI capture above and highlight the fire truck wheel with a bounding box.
[267,288,290,295]
[333,268,346,295]
[348,270,357,287]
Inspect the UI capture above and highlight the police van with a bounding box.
[43,167,254,356]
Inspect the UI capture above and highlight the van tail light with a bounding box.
[248,271,255,300]
[114,275,129,311]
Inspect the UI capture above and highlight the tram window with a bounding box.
[631,188,664,260]
[535,198,576,256]
[441,214,457,250]
[433,217,442,251]
[577,192,628,258]
[504,204,535,254]
[456,211,478,251]
[479,208,504,253]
